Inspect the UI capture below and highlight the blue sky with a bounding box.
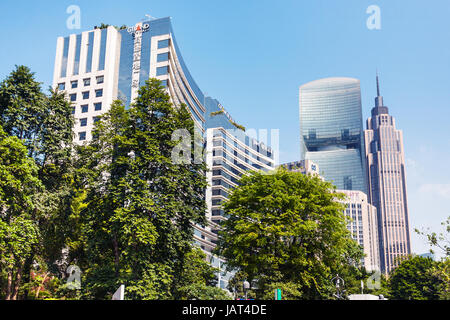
[0,0,449,257]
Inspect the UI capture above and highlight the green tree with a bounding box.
[0,66,76,299]
[416,217,450,257]
[432,259,450,300]
[388,255,443,300]
[77,79,208,299]
[215,168,364,300]
[261,282,303,300]
[227,271,256,300]
[0,217,40,300]
[37,90,77,270]
[0,125,42,300]
[175,247,231,300]
[416,217,450,299]
[0,65,45,158]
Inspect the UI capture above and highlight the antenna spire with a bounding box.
[374,70,384,108]
[376,69,381,97]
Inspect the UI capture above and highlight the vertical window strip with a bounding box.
[73,34,82,75]
[98,29,108,71]
[86,32,95,73]
[60,37,70,78]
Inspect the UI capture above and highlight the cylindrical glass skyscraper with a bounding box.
[299,77,367,193]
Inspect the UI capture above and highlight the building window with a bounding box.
[157,52,169,62]
[158,39,170,49]
[156,66,169,76]
[161,79,168,87]
[80,118,88,127]
[86,32,95,73]
[70,94,77,102]
[82,91,90,99]
[60,37,70,78]
[98,29,108,71]
[79,132,86,141]
[344,176,353,190]
[96,76,104,84]
[71,81,78,89]
[58,83,65,91]
[94,102,102,111]
[73,34,82,76]
[71,107,75,115]
[81,105,88,113]
[83,78,91,86]
[93,116,100,123]
[95,89,103,97]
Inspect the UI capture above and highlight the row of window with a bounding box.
[78,116,101,127]
[69,89,103,102]
[58,75,104,91]
[72,102,103,114]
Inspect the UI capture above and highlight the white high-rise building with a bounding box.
[202,97,275,290]
[337,190,380,272]
[52,18,206,143]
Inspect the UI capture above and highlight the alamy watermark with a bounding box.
[366,266,381,290]
[66,5,81,30]
[366,5,381,30]
[66,265,81,290]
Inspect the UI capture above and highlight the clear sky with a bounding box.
[0,0,449,257]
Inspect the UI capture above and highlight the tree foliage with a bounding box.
[388,255,443,300]
[0,124,42,300]
[175,248,231,300]
[415,217,450,299]
[0,66,76,299]
[216,168,364,299]
[76,79,208,299]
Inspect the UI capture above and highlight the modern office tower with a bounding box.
[52,17,206,143]
[338,190,380,271]
[299,78,367,193]
[364,75,411,274]
[200,97,275,290]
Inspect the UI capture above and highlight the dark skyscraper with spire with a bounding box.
[364,74,411,274]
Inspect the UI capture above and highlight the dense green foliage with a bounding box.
[75,79,210,299]
[0,67,226,300]
[388,256,444,300]
[414,217,450,299]
[0,125,42,300]
[216,168,365,300]
[174,248,232,300]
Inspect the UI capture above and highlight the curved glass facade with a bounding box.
[116,17,206,129]
[299,77,367,193]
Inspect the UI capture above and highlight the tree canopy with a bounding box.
[216,168,364,299]
[75,79,211,299]
[388,255,444,300]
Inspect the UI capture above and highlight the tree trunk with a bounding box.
[113,236,120,278]
[11,263,24,300]
[5,270,13,300]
